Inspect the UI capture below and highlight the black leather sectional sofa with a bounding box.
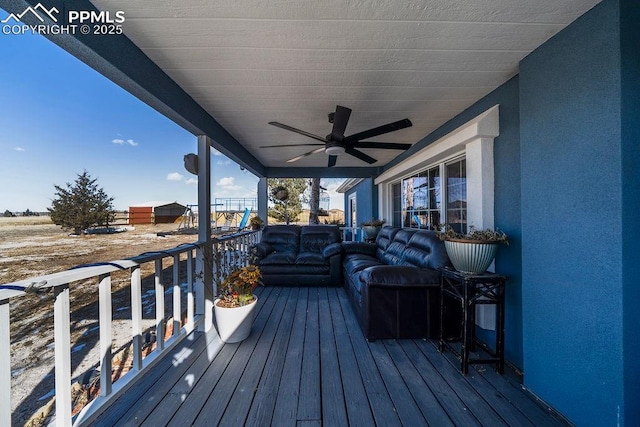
[251,225,342,286]
[342,227,452,340]
[251,224,454,340]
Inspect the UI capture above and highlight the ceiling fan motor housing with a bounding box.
[325,140,346,155]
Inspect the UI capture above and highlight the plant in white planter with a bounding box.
[214,265,262,343]
[438,225,508,274]
[360,218,385,241]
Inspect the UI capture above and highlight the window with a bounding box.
[398,158,466,231]
[375,105,498,235]
[446,160,467,233]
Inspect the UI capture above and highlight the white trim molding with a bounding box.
[376,105,499,232]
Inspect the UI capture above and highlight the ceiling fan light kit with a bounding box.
[263,105,413,167]
[325,144,346,156]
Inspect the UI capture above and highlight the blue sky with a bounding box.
[0,18,272,212]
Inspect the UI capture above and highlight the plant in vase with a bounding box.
[249,215,264,230]
[438,225,508,274]
[214,265,263,342]
[360,218,385,241]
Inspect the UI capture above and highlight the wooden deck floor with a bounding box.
[93,286,564,426]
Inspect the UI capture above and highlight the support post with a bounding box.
[196,135,213,331]
[258,176,268,225]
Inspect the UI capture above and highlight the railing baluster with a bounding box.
[1,299,10,427]
[172,254,181,336]
[155,259,165,351]
[98,274,113,396]
[212,240,219,297]
[130,265,143,371]
[54,284,72,426]
[187,250,194,328]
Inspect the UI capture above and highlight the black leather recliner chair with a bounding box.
[342,226,454,340]
[251,225,342,286]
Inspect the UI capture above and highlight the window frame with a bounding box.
[376,105,499,233]
[393,154,466,230]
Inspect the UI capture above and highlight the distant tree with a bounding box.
[267,178,307,224]
[3,210,15,217]
[23,209,38,217]
[48,170,116,235]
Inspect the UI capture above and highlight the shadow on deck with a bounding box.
[93,286,564,426]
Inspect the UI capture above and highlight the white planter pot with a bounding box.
[361,226,381,241]
[444,240,499,274]
[214,296,257,343]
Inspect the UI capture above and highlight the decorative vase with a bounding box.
[214,295,258,343]
[444,240,499,274]
[361,225,381,241]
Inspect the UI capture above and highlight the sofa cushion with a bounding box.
[359,265,441,287]
[375,226,400,251]
[260,252,297,265]
[343,255,382,277]
[342,241,377,256]
[261,225,301,253]
[402,230,450,269]
[300,225,341,253]
[322,242,342,258]
[377,228,417,265]
[296,252,328,266]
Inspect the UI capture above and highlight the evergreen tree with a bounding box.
[3,210,14,217]
[267,178,307,224]
[48,170,116,234]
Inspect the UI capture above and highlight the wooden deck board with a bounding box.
[271,287,308,426]
[193,287,286,426]
[383,340,454,426]
[328,288,375,427]
[318,287,349,426]
[93,286,566,427]
[244,286,299,427]
[297,287,320,422]
[335,287,403,427]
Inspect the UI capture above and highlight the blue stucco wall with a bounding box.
[375,77,524,367]
[621,0,640,424]
[344,178,377,228]
[520,0,627,425]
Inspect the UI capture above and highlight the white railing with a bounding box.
[340,226,365,242]
[0,229,261,427]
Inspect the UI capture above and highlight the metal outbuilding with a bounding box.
[128,201,186,225]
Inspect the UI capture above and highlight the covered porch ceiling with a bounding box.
[6,0,601,177]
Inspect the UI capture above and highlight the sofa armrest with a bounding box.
[251,242,274,259]
[322,242,342,259]
[341,241,377,256]
[360,265,440,288]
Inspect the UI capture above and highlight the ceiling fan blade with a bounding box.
[268,122,327,143]
[345,147,377,164]
[260,143,324,148]
[344,118,412,143]
[331,105,352,138]
[287,147,325,163]
[351,141,412,150]
[328,155,337,167]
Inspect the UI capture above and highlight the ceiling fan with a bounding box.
[262,105,413,167]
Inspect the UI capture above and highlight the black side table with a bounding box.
[438,267,507,374]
